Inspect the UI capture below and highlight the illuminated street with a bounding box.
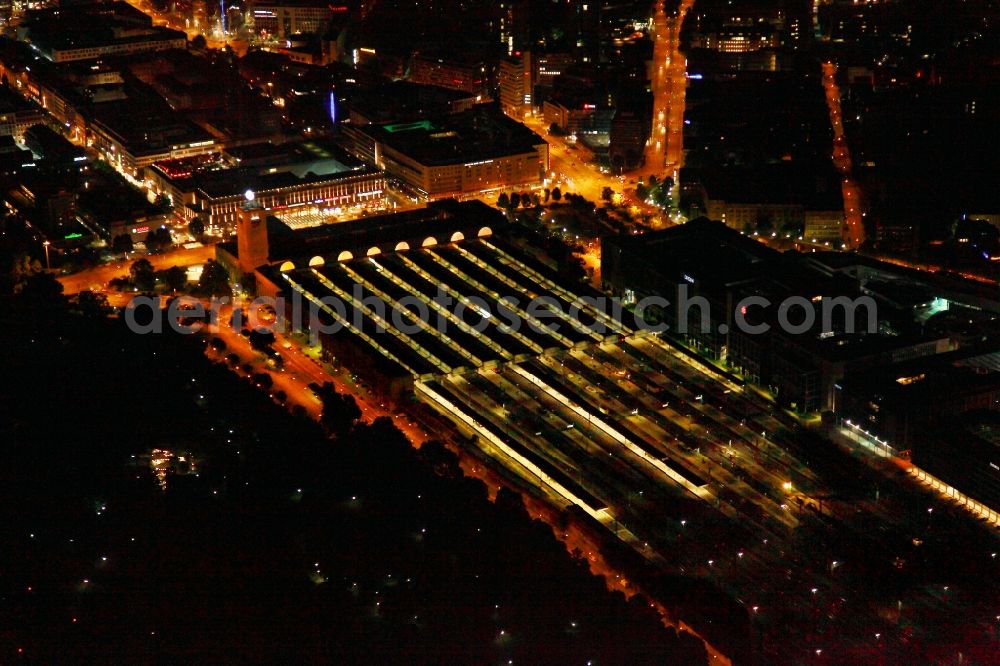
[124,0,248,53]
[521,114,621,204]
[645,0,695,189]
[822,61,865,249]
[206,302,431,445]
[58,245,216,298]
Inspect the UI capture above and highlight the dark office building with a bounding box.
[608,110,648,172]
[23,123,87,168]
[603,219,953,412]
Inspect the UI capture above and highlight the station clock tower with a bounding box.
[236,189,269,275]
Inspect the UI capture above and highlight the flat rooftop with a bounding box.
[223,139,365,178]
[606,217,781,287]
[153,139,378,201]
[0,83,41,114]
[186,166,371,200]
[688,162,844,210]
[91,94,214,156]
[359,105,544,167]
[22,2,184,56]
[347,80,479,124]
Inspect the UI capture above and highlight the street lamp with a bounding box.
[42,240,51,270]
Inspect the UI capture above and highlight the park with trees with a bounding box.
[0,268,731,664]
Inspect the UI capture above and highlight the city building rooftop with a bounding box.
[357,105,545,167]
[223,139,365,178]
[19,2,186,62]
[606,217,781,287]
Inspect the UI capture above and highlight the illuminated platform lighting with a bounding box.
[843,421,1000,528]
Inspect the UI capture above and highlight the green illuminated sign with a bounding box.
[384,120,436,133]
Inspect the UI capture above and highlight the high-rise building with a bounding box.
[497,0,530,55]
[608,111,648,172]
[499,52,533,119]
[535,52,574,89]
[565,0,600,63]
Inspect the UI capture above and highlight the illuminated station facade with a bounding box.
[146,138,385,233]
